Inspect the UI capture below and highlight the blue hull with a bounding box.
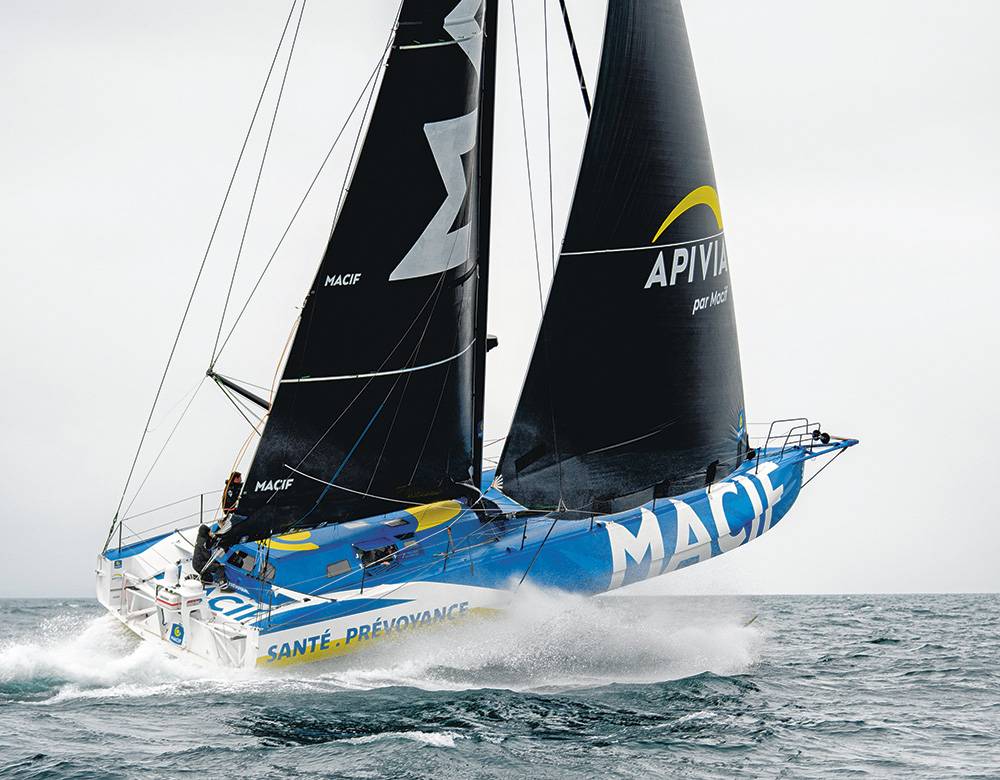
[97,441,853,668]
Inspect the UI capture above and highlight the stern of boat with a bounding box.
[96,530,261,669]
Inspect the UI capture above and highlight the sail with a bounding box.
[497,0,747,513]
[226,0,488,543]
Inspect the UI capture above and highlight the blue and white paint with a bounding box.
[95,442,848,669]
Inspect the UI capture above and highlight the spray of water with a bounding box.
[1,590,764,701]
[0,607,235,703]
[302,586,765,693]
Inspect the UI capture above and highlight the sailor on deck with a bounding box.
[224,471,243,513]
[193,524,231,591]
[216,471,246,537]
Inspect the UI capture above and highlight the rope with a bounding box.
[801,445,848,490]
[119,377,208,526]
[277,265,450,496]
[516,515,560,589]
[103,1,305,553]
[286,464,445,509]
[544,0,556,273]
[211,0,308,365]
[510,0,547,314]
[294,402,386,525]
[217,383,267,431]
[211,12,399,362]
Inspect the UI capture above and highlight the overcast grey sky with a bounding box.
[1,1,998,598]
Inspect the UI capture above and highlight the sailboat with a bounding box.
[96,0,856,668]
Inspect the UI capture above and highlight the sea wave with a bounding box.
[281,587,763,695]
[1,595,997,780]
[0,589,761,702]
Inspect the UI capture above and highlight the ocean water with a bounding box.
[1,592,997,779]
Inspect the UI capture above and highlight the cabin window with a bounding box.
[227,550,256,573]
[358,544,398,569]
[383,518,409,527]
[261,562,276,582]
[326,559,351,578]
[395,532,418,548]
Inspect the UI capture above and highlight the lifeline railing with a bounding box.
[113,489,223,552]
[752,417,841,457]
[749,417,857,484]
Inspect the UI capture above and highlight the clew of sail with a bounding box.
[226,0,488,544]
[497,0,747,514]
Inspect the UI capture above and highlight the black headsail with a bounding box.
[497,0,747,513]
[223,0,490,544]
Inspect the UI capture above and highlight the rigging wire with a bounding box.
[112,378,211,549]
[212,10,400,363]
[801,445,848,490]
[280,270,461,522]
[113,5,400,552]
[324,0,405,252]
[117,508,212,546]
[557,0,592,116]
[210,0,308,366]
[528,0,600,513]
[248,507,513,617]
[210,373,274,395]
[510,0,547,314]
[544,0,556,273]
[351,270,455,499]
[287,465,432,509]
[401,276,458,485]
[120,489,223,525]
[539,6,568,512]
[408,359,458,487]
[208,316,298,522]
[270,263,454,512]
[516,515,560,589]
[218,384,267,431]
[103,1,305,552]
[143,377,204,434]
[219,320,301,512]
[120,377,209,522]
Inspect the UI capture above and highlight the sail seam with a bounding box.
[279,340,475,384]
[560,229,725,256]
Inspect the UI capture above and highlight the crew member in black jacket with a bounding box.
[193,524,231,591]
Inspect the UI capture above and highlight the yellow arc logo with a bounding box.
[263,531,319,551]
[651,185,723,244]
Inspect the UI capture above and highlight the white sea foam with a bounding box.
[2,591,763,699]
[344,730,461,748]
[0,611,243,701]
[300,587,764,693]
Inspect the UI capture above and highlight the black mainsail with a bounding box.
[226,0,489,543]
[497,0,747,513]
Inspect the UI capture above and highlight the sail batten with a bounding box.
[560,230,727,256]
[279,341,476,384]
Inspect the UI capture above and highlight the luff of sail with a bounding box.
[497,0,747,514]
[226,0,488,544]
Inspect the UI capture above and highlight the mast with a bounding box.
[471,0,499,494]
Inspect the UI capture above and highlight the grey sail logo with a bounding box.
[643,237,729,289]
